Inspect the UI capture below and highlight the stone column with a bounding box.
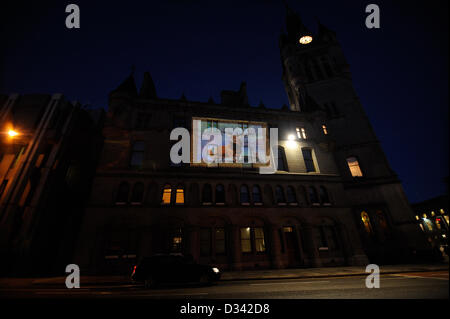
[269,224,283,269]
[187,225,199,262]
[301,225,322,267]
[230,225,242,271]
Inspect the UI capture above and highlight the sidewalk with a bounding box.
[0,263,447,288]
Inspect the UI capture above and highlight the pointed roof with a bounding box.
[283,1,311,39]
[316,18,337,42]
[139,71,157,99]
[110,72,138,98]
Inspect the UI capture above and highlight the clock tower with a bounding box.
[279,3,430,259]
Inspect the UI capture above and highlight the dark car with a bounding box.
[130,254,221,288]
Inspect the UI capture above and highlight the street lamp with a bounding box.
[8,129,18,137]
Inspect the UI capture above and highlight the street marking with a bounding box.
[250,280,330,286]
[390,274,448,281]
[143,292,209,297]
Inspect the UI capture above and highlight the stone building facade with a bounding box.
[74,8,430,274]
[0,93,103,275]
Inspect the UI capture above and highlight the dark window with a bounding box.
[276,146,288,172]
[252,185,262,204]
[308,186,319,204]
[202,184,212,204]
[215,184,225,204]
[302,148,316,172]
[130,182,144,204]
[130,141,145,168]
[240,185,250,204]
[319,186,330,204]
[286,186,297,204]
[275,186,286,204]
[116,182,130,204]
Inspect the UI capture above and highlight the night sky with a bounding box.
[0,0,448,203]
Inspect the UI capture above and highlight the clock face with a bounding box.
[299,35,313,45]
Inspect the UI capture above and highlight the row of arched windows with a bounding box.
[115,182,332,207]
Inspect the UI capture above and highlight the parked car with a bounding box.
[131,254,221,288]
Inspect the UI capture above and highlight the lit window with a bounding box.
[295,127,307,139]
[346,157,363,177]
[361,211,373,234]
[175,187,184,204]
[301,128,307,139]
[254,228,266,252]
[240,227,252,253]
[162,184,172,205]
[322,124,328,135]
[283,227,293,233]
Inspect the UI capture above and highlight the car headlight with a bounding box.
[212,267,220,273]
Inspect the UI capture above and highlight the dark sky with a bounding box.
[0,0,448,203]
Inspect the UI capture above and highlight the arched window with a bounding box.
[130,182,144,204]
[361,211,373,234]
[319,186,330,204]
[286,186,297,204]
[215,184,225,204]
[275,185,286,204]
[376,210,388,229]
[116,182,130,204]
[252,185,262,204]
[308,186,319,204]
[161,184,172,205]
[202,184,212,204]
[175,185,184,205]
[347,156,363,177]
[276,146,288,172]
[240,185,250,205]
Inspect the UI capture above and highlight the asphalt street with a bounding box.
[0,271,448,299]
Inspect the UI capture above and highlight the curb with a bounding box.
[219,268,449,282]
[27,267,448,287]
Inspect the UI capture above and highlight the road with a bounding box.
[0,271,448,299]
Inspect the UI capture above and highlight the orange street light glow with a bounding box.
[8,130,18,137]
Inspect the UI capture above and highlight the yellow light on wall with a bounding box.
[287,134,297,149]
[299,35,313,45]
